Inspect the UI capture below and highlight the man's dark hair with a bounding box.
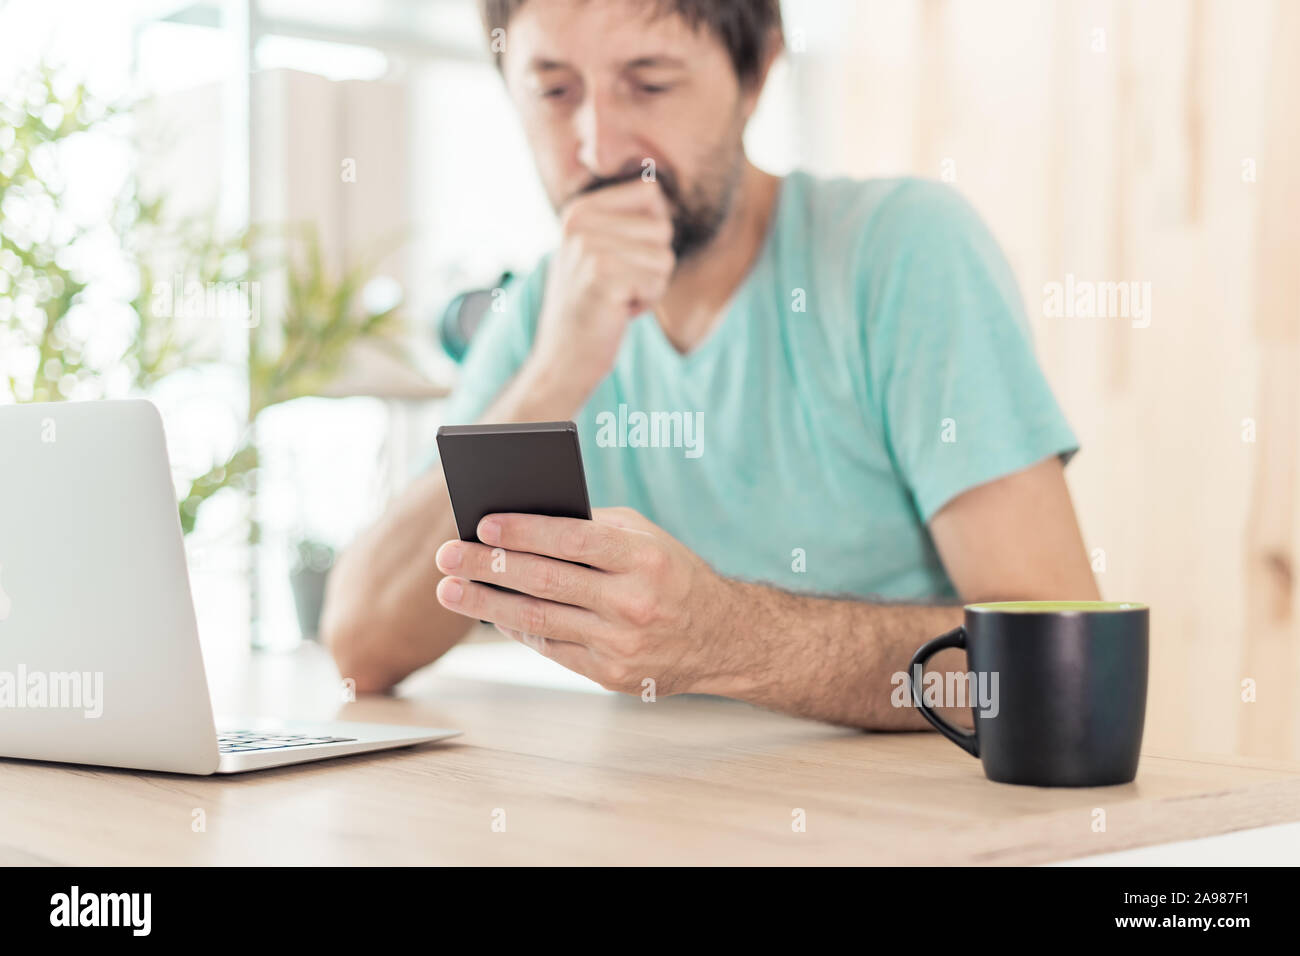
[479,0,784,86]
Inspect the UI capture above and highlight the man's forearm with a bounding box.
[321,466,469,691]
[706,580,972,731]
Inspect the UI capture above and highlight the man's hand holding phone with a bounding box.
[435,423,746,699]
[434,507,746,698]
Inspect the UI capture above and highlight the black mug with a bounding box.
[908,601,1148,787]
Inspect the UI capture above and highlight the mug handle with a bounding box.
[908,625,979,758]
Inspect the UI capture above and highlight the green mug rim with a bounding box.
[966,600,1147,613]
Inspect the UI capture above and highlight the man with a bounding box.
[321,0,1099,729]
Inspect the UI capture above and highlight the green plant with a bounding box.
[2,64,408,535]
[0,67,126,401]
[178,226,406,533]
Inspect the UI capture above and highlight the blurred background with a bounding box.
[1,0,1296,759]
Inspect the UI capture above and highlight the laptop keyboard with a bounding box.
[218,730,358,753]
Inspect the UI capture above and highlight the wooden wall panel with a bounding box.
[811,0,1299,758]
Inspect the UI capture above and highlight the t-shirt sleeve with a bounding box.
[415,259,547,474]
[862,180,1079,524]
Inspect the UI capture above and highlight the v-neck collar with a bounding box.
[640,173,791,369]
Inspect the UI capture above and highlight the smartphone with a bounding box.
[436,421,593,550]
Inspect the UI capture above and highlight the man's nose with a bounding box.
[573,91,640,178]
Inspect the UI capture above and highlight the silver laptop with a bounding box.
[0,399,459,774]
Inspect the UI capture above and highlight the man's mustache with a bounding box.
[576,164,681,204]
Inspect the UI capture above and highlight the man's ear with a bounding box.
[741,25,786,117]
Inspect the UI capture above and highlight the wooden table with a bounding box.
[3,636,1299,866]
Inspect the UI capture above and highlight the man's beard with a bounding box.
[572,139,744,263]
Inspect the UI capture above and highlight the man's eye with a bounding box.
[639,84,672,95]
[542,87,569,99]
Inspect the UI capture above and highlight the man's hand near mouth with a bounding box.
[528,177,676,406]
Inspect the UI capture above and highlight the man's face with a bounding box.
[501,0,763,261]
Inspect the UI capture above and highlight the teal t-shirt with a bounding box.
[433,173,1078,600]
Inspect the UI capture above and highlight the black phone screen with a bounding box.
[436,421,593,547]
